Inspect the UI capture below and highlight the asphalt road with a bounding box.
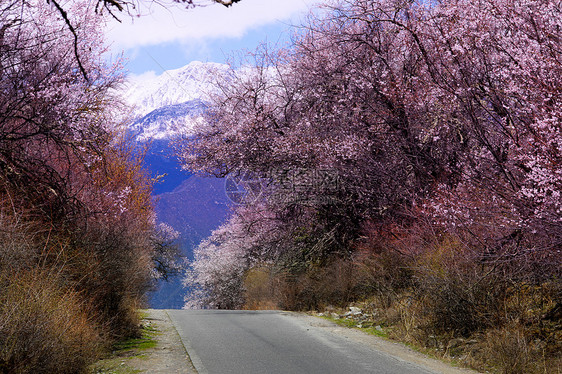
[167,310,444,374]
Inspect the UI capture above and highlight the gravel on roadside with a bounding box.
[132,309,198,373]
[90,309,198,374]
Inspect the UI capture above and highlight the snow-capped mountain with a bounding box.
[123,61,227,117]
[121,61,228,141]
[129,99,207,142]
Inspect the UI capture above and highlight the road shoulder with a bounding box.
[291,312,480,374]
[90,309,197,374]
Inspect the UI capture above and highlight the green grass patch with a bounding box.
[112,324,158,352]
[88,318,159,374]
[89,364,142,374]
[362,325,389,338]
[319,315,389,338]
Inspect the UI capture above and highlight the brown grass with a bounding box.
[0,269,105,374]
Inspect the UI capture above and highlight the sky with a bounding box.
[104,0,324,76]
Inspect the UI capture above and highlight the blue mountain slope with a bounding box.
[150,176,231,308]
[142,139,189,195]
[138,140,232,308]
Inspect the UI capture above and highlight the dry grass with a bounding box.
[0,269,105,374]
[0,212,150,373]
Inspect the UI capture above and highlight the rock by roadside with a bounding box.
[90,309,197,374]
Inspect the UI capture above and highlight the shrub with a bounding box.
[480,325,532,374]
[0,270,104,374]
[243,266,279,310]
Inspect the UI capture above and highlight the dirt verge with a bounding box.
[90,309,197,374]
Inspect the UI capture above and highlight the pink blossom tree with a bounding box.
[0,0,124,220]
[179,0,562,308]
[400,0,562,272]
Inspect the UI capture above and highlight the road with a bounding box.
[167,310,467,374]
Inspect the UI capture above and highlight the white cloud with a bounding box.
[126,70,159,86]
[105,0,322,50]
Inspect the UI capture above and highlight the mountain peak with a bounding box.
[122,61,228,141]
[122,61,228,118]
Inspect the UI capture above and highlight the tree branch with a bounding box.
[48,0,89,82]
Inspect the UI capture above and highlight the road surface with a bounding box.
[167,310,465,374]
